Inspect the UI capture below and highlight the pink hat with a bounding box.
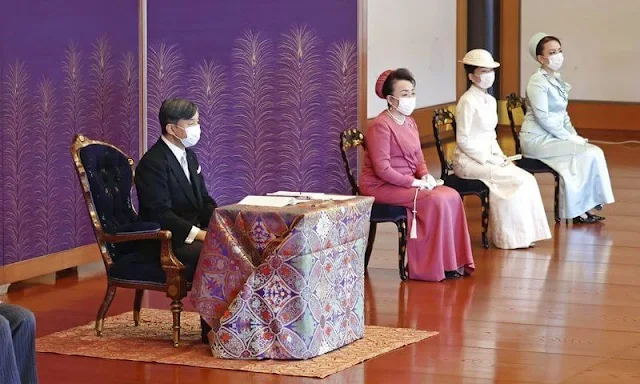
[375,69,393,99]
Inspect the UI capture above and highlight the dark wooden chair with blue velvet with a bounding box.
[506,93,561,223]
[71,134,192,347]
[340,129,408,280]
[432,109,490,248]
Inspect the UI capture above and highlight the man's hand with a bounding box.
[196,230,207,242]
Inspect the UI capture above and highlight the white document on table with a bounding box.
[267,191,356,201]
[237,195,298,207]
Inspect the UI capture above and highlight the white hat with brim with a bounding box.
[529,32,549,61]
[458,49,500,68]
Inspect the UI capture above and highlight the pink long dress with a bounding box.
[360,111,475,281]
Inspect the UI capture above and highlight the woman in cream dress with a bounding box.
[453,49,551,249]
[520,33,614,223]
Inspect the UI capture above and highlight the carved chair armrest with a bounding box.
[102,230,185,271]
[103,229,187,297]
[155,230,188,299]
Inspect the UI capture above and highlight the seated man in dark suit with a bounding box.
[135,98,216,342]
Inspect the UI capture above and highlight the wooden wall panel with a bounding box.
[0,245,101,285]
[456,0,468,99]
[568,102,640,131]
[499,0,519,99]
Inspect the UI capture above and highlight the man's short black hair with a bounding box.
[159,99,198,134]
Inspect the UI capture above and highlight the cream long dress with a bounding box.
[453,85,551,249]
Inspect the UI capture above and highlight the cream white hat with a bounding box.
[529,32,549,60]
[459,49,500,68]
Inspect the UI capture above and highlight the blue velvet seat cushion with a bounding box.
[444,174,488,195]
[517,157,556,174]
[370,203,407,223]
[108,251,197,284]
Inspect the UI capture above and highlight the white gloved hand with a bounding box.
[421,174,443,189]
[486,155,506,166]
[422,174,437,189]
[567,135,587,145]
[412,178,432,190]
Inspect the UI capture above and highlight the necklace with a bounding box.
[541,69,569,100]
[386,109,405,125]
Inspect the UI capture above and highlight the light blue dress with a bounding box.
[520,68,615,219]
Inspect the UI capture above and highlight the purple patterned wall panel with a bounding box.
[148,0,358,206]
[0,0,138,265]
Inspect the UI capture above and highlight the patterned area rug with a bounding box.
[36,309,437,378]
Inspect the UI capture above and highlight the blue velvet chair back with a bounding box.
[78,143,137,235]
[72,135,160,266]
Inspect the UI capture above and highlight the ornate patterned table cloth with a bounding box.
[190,196,374,360]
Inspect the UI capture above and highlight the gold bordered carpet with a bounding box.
[36,309,438,378]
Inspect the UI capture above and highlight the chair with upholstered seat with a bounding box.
[506,93,560,223]
[432,109,490,248]
[71,134,191,347]
[340,129,408,280]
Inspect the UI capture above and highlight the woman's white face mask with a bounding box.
[473,71,495,89]
[390,96,417,116]
[546,52,564,71]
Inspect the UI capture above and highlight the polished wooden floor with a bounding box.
[4,129,640,383]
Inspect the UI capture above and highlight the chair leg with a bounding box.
[133,289,144,326]
[171,299,183,347]
[554,174,561,223]
[480,192,490,249]
[396,219,408,281]
[96,281,116,337]
[364,222,377,269]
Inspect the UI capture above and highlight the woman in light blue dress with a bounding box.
[520,33,614,224]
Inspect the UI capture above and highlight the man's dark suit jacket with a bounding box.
[135,138,216,247]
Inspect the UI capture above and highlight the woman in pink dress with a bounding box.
[360,68,474,281]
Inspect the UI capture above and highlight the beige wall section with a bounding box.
[520,0,640,103]
[366,0,457,117]
[501,0,640,131]
[364,0,465,143]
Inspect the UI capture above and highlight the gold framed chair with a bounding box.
[432,109,490,248]
[71,134,191,347]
